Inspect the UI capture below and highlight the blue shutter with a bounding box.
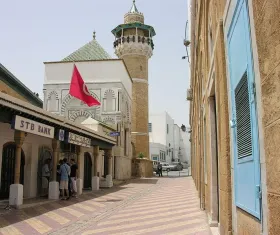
[227,0,261,219]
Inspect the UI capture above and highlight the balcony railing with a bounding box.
[114,35,154,50]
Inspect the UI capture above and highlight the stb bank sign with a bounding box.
[12,115,55,139]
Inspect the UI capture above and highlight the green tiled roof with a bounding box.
[62,38,111,62]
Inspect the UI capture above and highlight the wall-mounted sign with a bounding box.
[66,132,91,148]
[12,115,54,139]
[58,129,65,141]
[110,132,120,137]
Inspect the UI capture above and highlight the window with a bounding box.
[152,155,158,161]
[167,124,169,134]
[103,89,116,112]
[148,123,152,132]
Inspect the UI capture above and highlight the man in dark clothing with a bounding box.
[70,158,78,198]
[157,162,163,177]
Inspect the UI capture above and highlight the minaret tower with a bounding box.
[112,0,156,159]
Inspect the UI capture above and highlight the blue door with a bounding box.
[227,0,261,219]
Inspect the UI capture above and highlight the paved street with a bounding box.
[0,177,211,235]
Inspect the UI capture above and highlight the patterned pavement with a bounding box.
[0,177,211,235]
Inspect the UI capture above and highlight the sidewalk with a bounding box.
[0,177,211,235]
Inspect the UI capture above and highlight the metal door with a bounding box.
[0,144,25,199]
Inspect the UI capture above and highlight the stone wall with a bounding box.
[122,54,149,159]
[252,0,280,234]
[190,0,232,234]
[0,80,27,101]
[133,158,153,178]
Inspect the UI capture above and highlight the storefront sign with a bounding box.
[12,115,54,139]
[58,129,65,141]
[66,132,91,148]
[110,132,120,137]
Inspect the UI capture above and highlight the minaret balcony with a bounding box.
[113,35,154,50]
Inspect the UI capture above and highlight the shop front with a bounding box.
[0,92,116,207]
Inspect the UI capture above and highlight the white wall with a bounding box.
[149,113,166,145]
[149,142,166,162]
[149,112,191,165]
[165,112,175,163]
[174,124,181,161]
[44,60,132,98]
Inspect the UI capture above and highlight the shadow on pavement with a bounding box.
[0,178,158,228]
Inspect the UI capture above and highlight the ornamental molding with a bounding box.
[132,78,148,84]
[69,110,93,122]
[61,92,100,115]
[115,42,153,59]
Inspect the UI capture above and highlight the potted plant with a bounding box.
[138,152,144,159]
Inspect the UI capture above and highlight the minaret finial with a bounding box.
[93,31,96,40]
[130,0,139,13]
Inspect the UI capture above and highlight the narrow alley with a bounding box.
[0,177,211,235]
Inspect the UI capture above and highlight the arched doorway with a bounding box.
[0,143,25,199]
[83,152,92,190]
[37,147,53,196]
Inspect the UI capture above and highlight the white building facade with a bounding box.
[43,38,133,181]
[149,112,190,165]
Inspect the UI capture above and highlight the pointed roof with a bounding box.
[62,34,111,62]
[130,0,139,13]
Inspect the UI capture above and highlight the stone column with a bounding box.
[49,139,60,200]
[106,149,113,188]
[9,130,25,207]
[76,146,83,195]
[107,149,113,176]
[92,146,100,191]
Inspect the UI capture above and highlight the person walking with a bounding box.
[70,158,78,198]
[59,158,71,200]
[157,162,163,177]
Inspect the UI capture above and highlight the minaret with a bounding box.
[112,0,156,159]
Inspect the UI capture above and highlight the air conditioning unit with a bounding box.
[187,89,193,101]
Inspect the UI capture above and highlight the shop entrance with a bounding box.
[0,143,25,199]
[37,147,53,197]
[83,152,92,189]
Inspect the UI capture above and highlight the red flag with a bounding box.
[69,65,100,106]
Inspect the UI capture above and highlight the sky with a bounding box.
[0,0,190,127]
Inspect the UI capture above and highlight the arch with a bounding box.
[37,146,53,196]
[103,116,115,124]
[0,142,25,199]
[47,91,59,100]
[47,91,59,112]
[103,89,116,112]
[61,93,100,115]
[69,110,93,123]
[83,152,92,189]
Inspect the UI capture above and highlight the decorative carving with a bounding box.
[102,116,115,124]
[61,92,100,115]
[69,110,93,123]
[115,41,153,58]
[47,91,59,100]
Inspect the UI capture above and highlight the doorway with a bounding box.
[209,95,220,225]
[103,152,109,177]
[83,152,92,189]
[0,143,25,199]
[37,147,53,196]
